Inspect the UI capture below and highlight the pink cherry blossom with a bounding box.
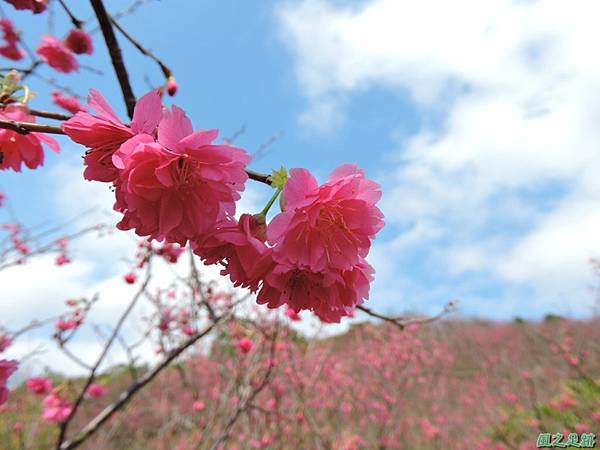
[55,319,79,331]
[193,214,272,292]
[113,106,250,244]
[268,164,383,272]
[0,19,24,60]
[0,105,60,172]
[62,89,162,182]
[51,91,87,114]
[26,377,52,395]
[64,29,93,55]
[42,391,72,423]
[257,258,374,323]
[0,359,18,406]
[87,383,107,398]
[4,0,47,13]
[55,254,71,266]
[36,35,78,73]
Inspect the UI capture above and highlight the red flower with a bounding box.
[36,35,78,73]
[0,19,24,61]
[51,91,86,115]
[64,29,93,55]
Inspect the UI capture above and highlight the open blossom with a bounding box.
[0,19,24,61]
[64,29,93,55]
[0,105,60,172]
[62,89,162,182]
[193,214,272,292]
[26,377,52,395]
[42,391,72,423]
[36,35,78,73]
[257,258,374,323]
[87,383,107,398]
[52,91,86,114]
[268,164,383,272]
[0,359,18,406]
[4,0,47,13]
[113,105,250,244]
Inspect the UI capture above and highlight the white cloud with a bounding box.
[278,0,600,314]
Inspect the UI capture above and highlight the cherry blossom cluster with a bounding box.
[0,19,23,60]
[60,90,383,322]
[36,29,93,74]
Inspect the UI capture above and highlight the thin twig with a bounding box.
[109,15,172,79]
[58,0,84,29]
[357,300,457,331]
[28,109,72,121]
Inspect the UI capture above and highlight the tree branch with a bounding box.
[59,316,226,450]
[109,15,172,79]
[89,0,136,119]
[357,300,457,330]
[0,119,65,135]
[55,267,152,449]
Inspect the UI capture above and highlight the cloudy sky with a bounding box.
[2,0,600,373]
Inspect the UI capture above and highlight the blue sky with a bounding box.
[3,0,600,334]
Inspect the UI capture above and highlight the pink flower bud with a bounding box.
[123,272,136,284]
[166,76,177,96]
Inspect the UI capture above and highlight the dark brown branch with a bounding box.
[28,109,72,121]
[246,169,272,186]
[109,15,173,79]
[89,0,136,119]
[357,300,457,331]
[59,317,225,450]
[0,118,65,135]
